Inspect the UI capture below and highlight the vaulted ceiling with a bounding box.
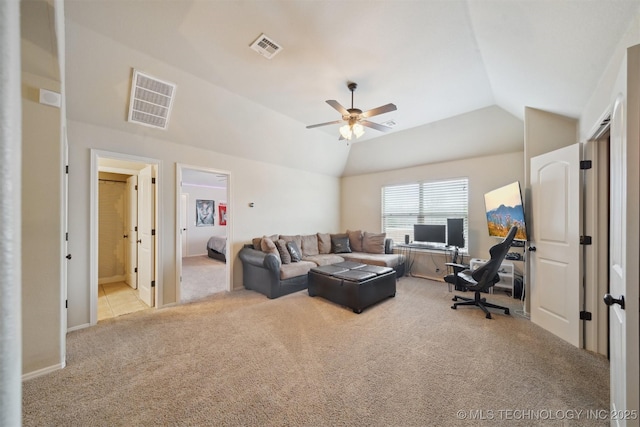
[24,0,640,176]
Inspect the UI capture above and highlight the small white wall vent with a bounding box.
[127,70,176,130]
[381,120,397,128]
[249,33,283,59]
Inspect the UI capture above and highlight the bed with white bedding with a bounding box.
[207,236,226,262]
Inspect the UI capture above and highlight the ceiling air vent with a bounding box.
[249,33,283,59]
[381,120,397,128]
[127,70,176,130]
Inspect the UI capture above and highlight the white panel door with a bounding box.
[137,166,154,307]
[607,94,636,426]
[530,143,581,347]
[125,175,137,289]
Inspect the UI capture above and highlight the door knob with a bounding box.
[123,234,128,238]
[66,254,72,260]
[603,294,625,310]
[137,239,142,244]
[528,246,537,252]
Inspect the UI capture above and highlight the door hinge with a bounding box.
[135,184,138,191]
[65,300,68,309]
[65,232,68,241]
[151,229,156,236]
[151,280,155,288]
[580,236,592,245]
[152,177,156,184]
[134,267,138,273]
[580,160,592,170]
[65,165,69,174]
[580,311,592,321]
[135,226,138,232]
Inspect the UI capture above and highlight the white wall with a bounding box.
[67,120,341,329]
[182,183,227,256]
[22,72,63,374]
[340,151,525,259]
[580,15,640,140]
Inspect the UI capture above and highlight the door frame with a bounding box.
[175,163,232,302]
[90,150,162,325]
[583,115,611,356]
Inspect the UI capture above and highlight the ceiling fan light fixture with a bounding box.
[353,123,365,138]
[339,124,353,140]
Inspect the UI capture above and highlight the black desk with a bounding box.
[394,244,458,277]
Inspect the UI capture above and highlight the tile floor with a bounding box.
[98,281,149,321]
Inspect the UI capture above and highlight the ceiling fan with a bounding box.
[306,82,397,141]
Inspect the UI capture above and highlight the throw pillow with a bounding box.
[330,234,351,254]
[301,234,319,257]
[286,241,302,262]
[275,239,291,264]
[362,231,386,254]
[252,234,279,251]
[280,234,302,251]
[261,236,281,261]
[347,229,363,252]
[317,233,332,254]
[252,237,263,251]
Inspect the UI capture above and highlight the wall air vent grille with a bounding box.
[249,33,283,59]
[127,70,176,130]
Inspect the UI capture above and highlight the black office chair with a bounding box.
[449,226,517,319]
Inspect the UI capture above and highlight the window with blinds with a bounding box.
[381,178,469,250]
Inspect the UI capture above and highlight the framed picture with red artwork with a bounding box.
[218,203,227,226]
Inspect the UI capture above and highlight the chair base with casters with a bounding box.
[448,225,518,319]
[451,292,510,319]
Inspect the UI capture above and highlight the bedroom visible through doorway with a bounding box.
[177,165,230,303]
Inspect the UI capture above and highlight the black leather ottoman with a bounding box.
[308,263,396,313]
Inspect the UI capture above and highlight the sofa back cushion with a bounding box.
[300,234,319,257]
[347,229,363,252]
[317,233,332,254]
[362,232,386,254]
[275,239,291,264]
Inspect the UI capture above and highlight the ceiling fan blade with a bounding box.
[306,119,344,129]
[326,100,350,116]
[360,120,393,132]
[360,103,397,118]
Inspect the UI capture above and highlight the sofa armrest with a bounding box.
[384,238,394,254]
[239,247,281,273]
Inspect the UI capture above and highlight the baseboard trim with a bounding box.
[67,322,91,332]
[98,275,126,285]
[22,362,65,381]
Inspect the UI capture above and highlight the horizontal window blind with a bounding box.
[381,178,468,249]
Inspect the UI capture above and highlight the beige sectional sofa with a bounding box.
[238,230,406,299]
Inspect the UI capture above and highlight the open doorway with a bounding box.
[91,151,160,324]
[176,164,230,303]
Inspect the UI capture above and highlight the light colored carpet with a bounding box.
[22,277,609,426]
[181,255,227,303]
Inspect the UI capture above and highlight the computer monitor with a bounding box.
[413,224,446,244]
[447,218,465,248]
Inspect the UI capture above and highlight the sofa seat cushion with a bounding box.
[303,254,345,266]
[341,252,404,268]
[280,261,317,280]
